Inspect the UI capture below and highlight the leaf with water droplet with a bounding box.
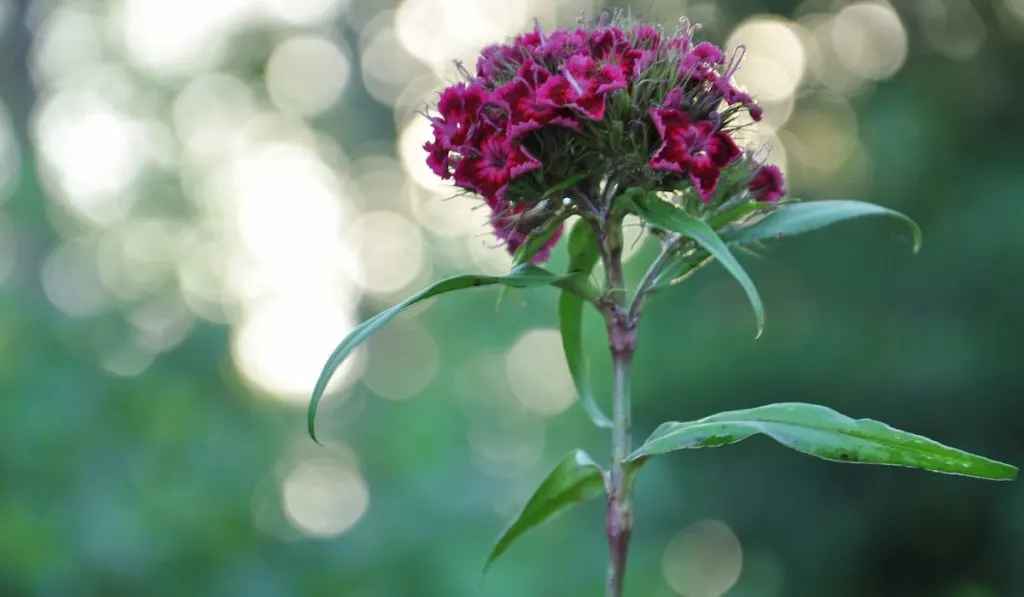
[628,402,1017,481]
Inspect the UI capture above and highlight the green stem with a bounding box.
[602,216,636,597]
[629,235,683,321]
[606,344,634,597]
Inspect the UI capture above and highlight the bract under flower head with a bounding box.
[422,15,786,261]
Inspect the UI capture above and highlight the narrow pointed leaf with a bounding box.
[707,201,769,231]
[559,219,612,428]
[308,265,592,442]
[724,200,922,252]
[511,212,570,268]
[485,450,606,572]
[628,402,1017,481]
[653,250,712,289]
[630,193,764,337]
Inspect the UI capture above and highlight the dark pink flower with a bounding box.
[423,19,779,262]
[689,42,725,64]
[496,62,582,139]
[514,29,543,51]
[667,36,691,54]
[424,139,452,179]
[495,77,551,139]
[476,45,522,81]
[713,76,764,122]
[681,41,725,83]
[588,26,627,58]
[661,88,686,110]
[536,76,603,120]
[429,83,490,148]
[516,59,551,87]
[649,108,741,202]
[566,52,626,95]
[453,126,540,203]
[630,25,662,50]
[536,54,626,120]
[507,141,542,179]
[536,28,587,62]
[748,165,786,203]
[632,49,656,77]
[588,29,645,82]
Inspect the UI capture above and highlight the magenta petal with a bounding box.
[536,76,573,108]
[589,28,620,59]
[649,153,685,173]
[709,132,741,167]
[497,77,554,139]
[565,52,597,80]
[508,145,542,178]
[437,83,488,120]
[573,94,606,120]
[495,78,530,110]
[514,30,543,50]
[548,114,581,131]
[424,140,451,179]
[594,64,627,94]
[507,119,543,140]
[649,137,688,172]
[649,108,695,172]
[687,156,721,203]
[690,41,725,64]
[633,49,655,77]
[538,29,585,61]
[476,44,520,80]
[517,60,552,87]
[631,24,662,49]
[748,165,786,202]
[649,107,691,140]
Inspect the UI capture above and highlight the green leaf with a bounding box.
[653,251,713,288]
[628,402,1018,481]
[511,212,569,268]
[724,199,922,253]
[559,220,612,429]
[485,450,606,573]
[630,193,765,337]
[308,264,592,443]
[707,200,772,231]
[565,216,601,274]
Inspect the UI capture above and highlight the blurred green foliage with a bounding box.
[1,1,1023,596]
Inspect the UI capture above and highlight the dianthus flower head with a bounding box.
[422,14,786,262]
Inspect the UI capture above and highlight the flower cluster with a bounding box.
[423,17,786,261]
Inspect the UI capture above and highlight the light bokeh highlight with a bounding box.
[663,520,743,597]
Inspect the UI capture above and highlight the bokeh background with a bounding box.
[1,0,1023,595]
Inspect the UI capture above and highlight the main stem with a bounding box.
[603,217,636,597]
